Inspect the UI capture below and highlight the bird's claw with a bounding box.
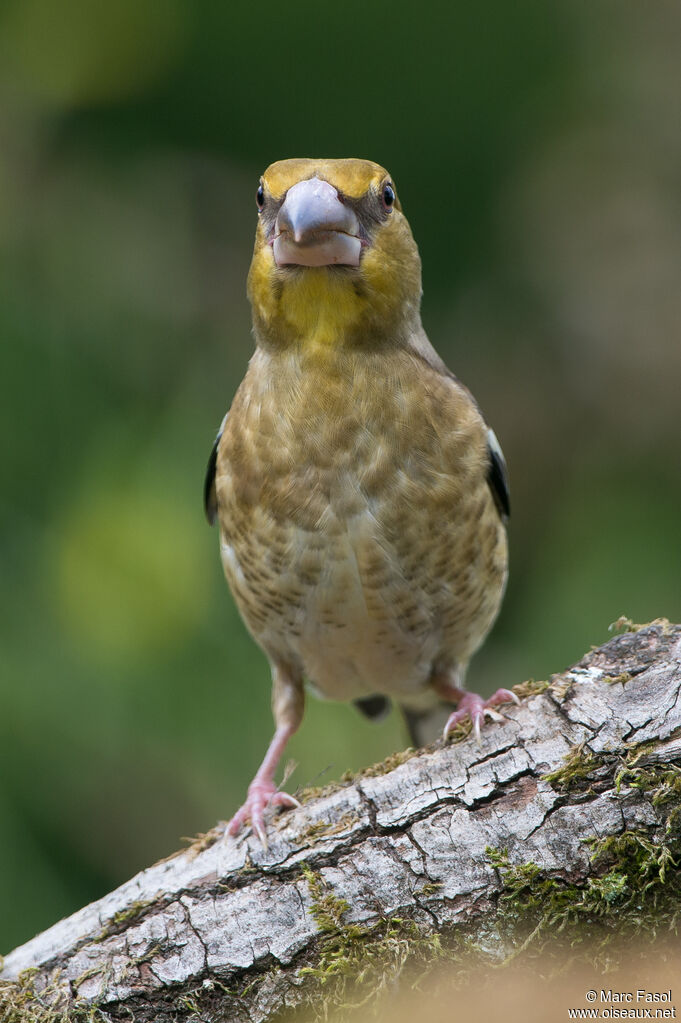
[227,782,300,847]
[443,688,519,746]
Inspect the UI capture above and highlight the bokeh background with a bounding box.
[1,0,680,954]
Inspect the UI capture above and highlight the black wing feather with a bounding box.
[203,416,226,526]
[486,428,510,521]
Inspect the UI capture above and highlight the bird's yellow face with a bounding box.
[247,158,422,351]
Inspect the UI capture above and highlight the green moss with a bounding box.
[488,846,631,939]
[0,968,102,1023]
[615,757,681,833]
[295,864,447,1016]
[443,720,472,744]
[71,965,105,993]
[95,898,154,942]
[290,722,681,1015]
[603,672,632,685]
[0,900,159,1022]
[297,748,421,806]
[543,742,605,792]
[609,616,672,634]
[298,780,347,806]
[548,675,574,701]
[610,616,645,633]
[182,823,225,857]
[342,747,419,782]
[418,881,443,898]
[590,832,676,888]
[512,678,550,699]
[293,777,681,1020]
[298,813,361,849]
[301,863,355,936]
[487,755,681,968]
[487,843,677,969]
[623,739,660,765]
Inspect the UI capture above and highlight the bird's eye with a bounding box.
[256,183,265,211]
[382,183,395,210]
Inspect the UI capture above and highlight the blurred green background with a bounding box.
[1,0,680,954]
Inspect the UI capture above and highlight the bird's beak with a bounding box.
[273,177,362,268]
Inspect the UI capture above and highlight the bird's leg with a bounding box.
[227,663,304,845]
[433,670,519,747]
[226,725,299,843]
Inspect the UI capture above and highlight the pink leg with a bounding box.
[435,677,520,746]
[228,662,303,846]
[227,724,300,845]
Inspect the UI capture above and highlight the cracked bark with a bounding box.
[2,621,681,1022]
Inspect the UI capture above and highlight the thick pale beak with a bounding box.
[273,177,362,268]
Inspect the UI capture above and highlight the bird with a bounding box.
[204,158,515,844]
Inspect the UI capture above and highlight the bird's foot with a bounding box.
[227,781,300,847]
[443,688,519,746]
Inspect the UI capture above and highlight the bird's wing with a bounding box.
[407,329,510,523]
[486,427,510,522]
[203,413,228,526]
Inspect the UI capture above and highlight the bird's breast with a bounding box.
[215,347,507,702]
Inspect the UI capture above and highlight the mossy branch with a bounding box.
[2,620,681,1023]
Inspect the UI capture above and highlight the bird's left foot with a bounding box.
[443,688,519,746]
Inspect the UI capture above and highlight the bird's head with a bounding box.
[247,158,422,351]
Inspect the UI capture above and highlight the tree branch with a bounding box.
[2,620,681,1022]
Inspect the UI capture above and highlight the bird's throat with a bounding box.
[253,268,366,351]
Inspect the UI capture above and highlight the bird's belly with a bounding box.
[288,531,440,702]
[220,477,506,704]
[223,525,436,702]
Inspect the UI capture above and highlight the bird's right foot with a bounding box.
[227,780,300,846]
